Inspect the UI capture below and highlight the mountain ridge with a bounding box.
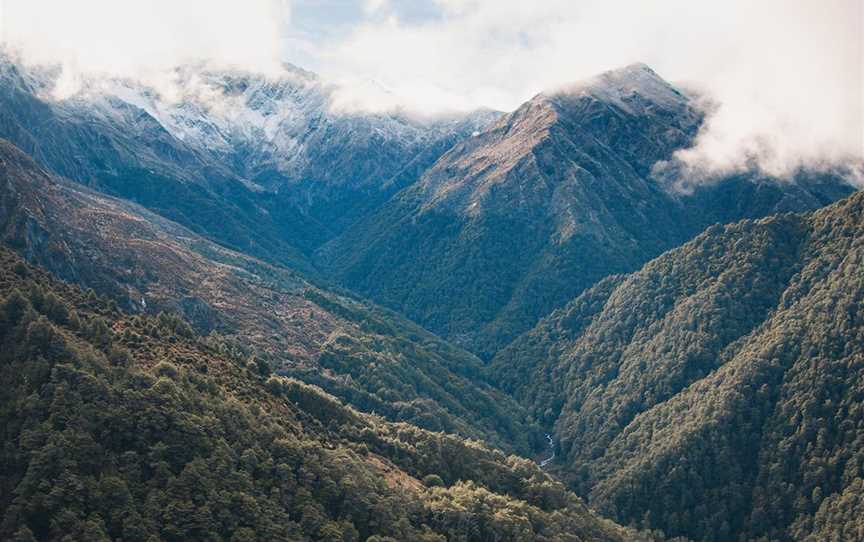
[492,189,864,541]
[0,52,501,266]
[317,63,855,357]
[0,137,541,454]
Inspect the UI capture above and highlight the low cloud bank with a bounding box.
[1,0,860,178]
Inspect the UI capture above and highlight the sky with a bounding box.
[0,0,861,178]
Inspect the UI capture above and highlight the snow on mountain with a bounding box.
[33,59,501,193]
[548,62,693,114]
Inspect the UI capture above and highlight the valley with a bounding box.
[0,48,861,542]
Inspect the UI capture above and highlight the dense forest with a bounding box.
[0,138,542,456]
[0,247,658,541]
[493,191,864,541]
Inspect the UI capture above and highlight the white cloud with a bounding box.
[0,0,290,98]
[363,0,388,16]
[0,0,861,177]
[317,0,863,177]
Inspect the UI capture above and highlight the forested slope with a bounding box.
[492,191,864,541]
[0,138,541,455]
[0,247,651,542]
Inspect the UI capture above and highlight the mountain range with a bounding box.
[317,63,853,356]
[0,52,498,269]
[0,51,861,542]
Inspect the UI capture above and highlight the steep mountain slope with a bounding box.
[318,64,855,357]
[0,138,539,454]
[492,191,864,541]
[0,56,326,271]
[0,247,649,542]
[151,66,500,231]
[0,53,497,264]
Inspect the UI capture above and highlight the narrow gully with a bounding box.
[539,433,555,467]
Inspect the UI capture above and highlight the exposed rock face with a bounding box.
[318,64,855,357]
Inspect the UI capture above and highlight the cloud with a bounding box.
[665,0,864,178]
[363,0,388,15]
[0,0,290,98]
[316,0,863,177]
[0,0,861,177]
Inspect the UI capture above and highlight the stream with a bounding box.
[539,433,555,467]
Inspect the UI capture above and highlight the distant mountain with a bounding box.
[317,64,855,358]
[0,246,647,542]
[152,66,500,231]
[0,138,539,454]
[0,55,315,271]
[491,190,864,541]
[2,55,852,363]
[0,53,499,265]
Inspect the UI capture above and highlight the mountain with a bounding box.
[3,49,861,541]
[0,55,318,271]
[0,53,498,266]
[154,66,500,232]
[0,138,540,455]
[317,64,855,358]
[491,190,864,541]
[2,55,852,362]
[0,246,650,542]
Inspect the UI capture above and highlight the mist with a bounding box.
[0,0,289,99]
[322,0,862,178]
[1,0,860,178]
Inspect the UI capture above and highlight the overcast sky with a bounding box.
[0,0,861,177]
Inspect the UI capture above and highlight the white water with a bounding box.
[539,433,555,467]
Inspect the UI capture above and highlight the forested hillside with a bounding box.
[0,138,541,455]
[493,191,864,541]
[0,246,655,542]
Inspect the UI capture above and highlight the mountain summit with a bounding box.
[317,63,853,357]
